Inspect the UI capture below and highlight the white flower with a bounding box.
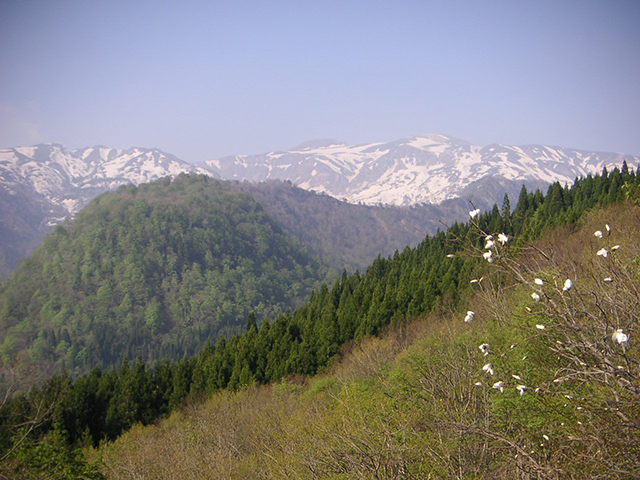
[474,382,483,387]
[605,224,611,234]
[492,381,504,393]
[563,279,573,292]
[482,363,494,375]
[594,230,603,239]
[469,208,480,218]
[597,248,609,258]
[464,311,475,323]
[531,292,541,302]
[446,254,456,258]
[512,374,521,380]
[612,329,629,344]
[604,277,613,283]
[543,434,550,441]
[611,245,620,251]
[479,343,490,356]
[497,233,508,245]
[516,385,527,396]
[536,324,546,330]
[534,278,544,286]
[485,239,495,249]
[485,235,494,241]
[483,251,493,263]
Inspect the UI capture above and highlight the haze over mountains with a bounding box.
[1,134,638,277]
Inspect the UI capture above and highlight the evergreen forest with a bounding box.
[1,163,639,479]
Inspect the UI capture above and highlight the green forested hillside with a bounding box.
[0,174,326,378]
[234,179,461,273]
[99,198,640,478]
[99,169,640,479]
[1,165,639,479]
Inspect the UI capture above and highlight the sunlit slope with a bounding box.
[101,201,640,479]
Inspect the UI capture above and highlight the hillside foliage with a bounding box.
[0,174,326,379]
[98,177,640,479]
[1,163,639,478]
[235,179,471,273]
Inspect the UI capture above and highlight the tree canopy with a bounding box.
[0,174,326,378]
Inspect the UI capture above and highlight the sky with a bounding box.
[1,0,639,162]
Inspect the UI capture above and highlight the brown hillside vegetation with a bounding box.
[98,202,640,480]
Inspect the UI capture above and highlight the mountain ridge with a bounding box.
[3,135,637,218]
[2,143,210,221]
[201,134,639,206]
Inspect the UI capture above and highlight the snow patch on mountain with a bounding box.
[0,144,209,220]
[2,134,638,220]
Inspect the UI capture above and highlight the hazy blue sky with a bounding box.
[1,0,639,162]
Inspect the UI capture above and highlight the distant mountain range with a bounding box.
[200,134,639,206]
[1,135,638,277]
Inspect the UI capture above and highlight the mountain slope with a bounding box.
[99,199,640,479]
[0,174,325,379]
[1,143,209,218]
[201,134,639,206]
[233,179,471,273]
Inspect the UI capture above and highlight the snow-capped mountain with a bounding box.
[201,134,639,206]
[0,143,209,223]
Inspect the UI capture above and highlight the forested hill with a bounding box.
[234,179,454,273]
[0,174,327,379]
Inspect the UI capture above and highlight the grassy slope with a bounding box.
[98,202,640,479]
